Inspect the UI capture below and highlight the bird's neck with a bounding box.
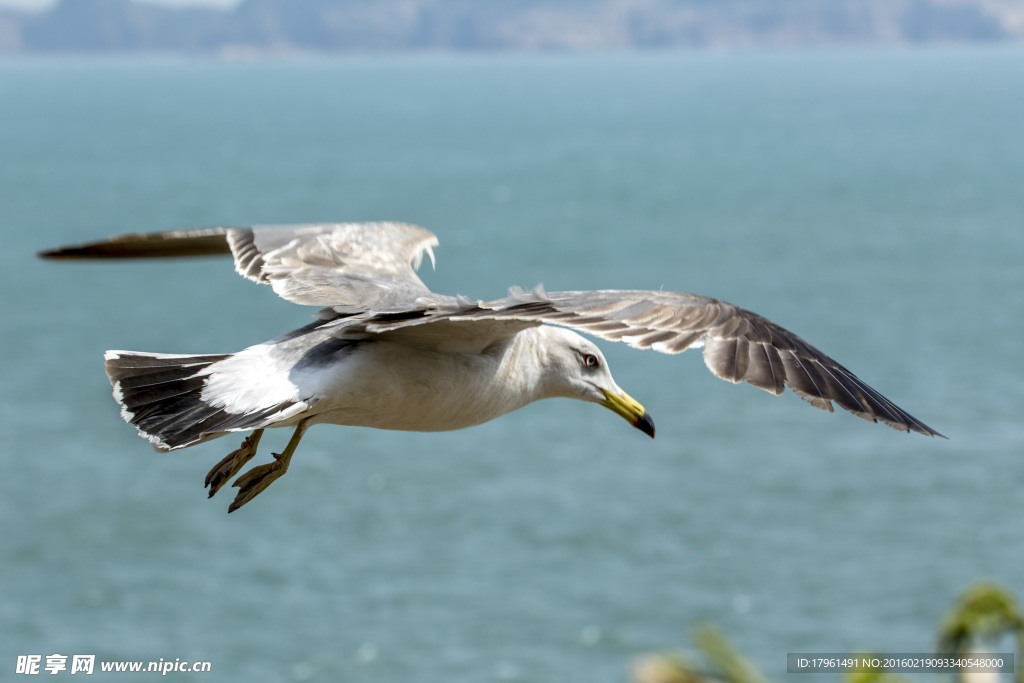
[506,326,572,402]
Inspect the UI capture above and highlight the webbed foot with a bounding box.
[205,430,263,498]
[227,453,290,513]
[225,422,308,513]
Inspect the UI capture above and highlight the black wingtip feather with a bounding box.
[39,230,231,260]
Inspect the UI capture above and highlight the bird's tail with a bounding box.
[105,350,300,452]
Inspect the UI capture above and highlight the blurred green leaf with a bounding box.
[691,626,769,683]
[937,582,1024,683]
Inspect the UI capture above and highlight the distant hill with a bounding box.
[2,0,1022,53]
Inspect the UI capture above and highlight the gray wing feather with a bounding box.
[41,222,440,310]
[362,286,943,437]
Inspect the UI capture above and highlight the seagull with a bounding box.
[41,222,942,512]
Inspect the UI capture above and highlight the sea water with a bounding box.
[1,47,1022,682]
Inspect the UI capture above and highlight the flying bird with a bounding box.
[41,222,942,512]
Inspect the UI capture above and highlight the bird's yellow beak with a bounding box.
[600,388,655,438]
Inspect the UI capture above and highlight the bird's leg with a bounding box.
[227,422,309,513]
[205,429,264,498]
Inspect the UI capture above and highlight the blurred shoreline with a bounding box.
[1,0,1023,55]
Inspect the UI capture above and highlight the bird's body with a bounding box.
[199,324,598,435]
[42,222,941,512]
[109,313,629,447]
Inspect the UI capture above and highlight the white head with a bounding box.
[533,326,655,438]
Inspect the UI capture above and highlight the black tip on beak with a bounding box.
[634,412,655,439]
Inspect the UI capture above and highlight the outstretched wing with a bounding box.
[358,286,943,437]
[39,222,440,310]
[42,226,939,436]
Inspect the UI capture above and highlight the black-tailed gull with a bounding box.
[41,222,942,512]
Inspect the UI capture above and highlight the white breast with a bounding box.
[300,334,545,433]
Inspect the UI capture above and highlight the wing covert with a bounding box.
[226,222,438,308]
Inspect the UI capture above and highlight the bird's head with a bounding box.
[536,326,655,438]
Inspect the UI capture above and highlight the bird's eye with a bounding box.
[582,353,599,369]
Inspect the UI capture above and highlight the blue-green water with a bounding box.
[2,47,1022,682]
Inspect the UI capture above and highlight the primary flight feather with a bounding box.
[41,222,942,512]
